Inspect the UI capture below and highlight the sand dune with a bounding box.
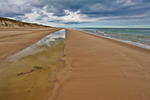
[50,29,150,100]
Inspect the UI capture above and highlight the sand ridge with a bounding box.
[50,29,150,100]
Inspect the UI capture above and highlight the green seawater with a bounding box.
[78,28,150,49]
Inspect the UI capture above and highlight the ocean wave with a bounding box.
[77,28,150,50]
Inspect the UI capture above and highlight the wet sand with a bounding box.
[0,28,60,61]
[0,41,65,100]
[0,28,65,100]
[51,29,150,100]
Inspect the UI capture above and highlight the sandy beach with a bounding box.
[50,29,150,100]
[0,28,64,100]
[0,28,60,61]
[1,0,150,99]
[0,28,150,100]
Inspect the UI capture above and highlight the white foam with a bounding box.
[78,29,150,50]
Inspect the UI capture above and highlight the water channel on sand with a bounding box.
[0,29,66,100]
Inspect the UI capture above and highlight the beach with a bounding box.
[0,28,64,100]
[50,29,150,100]
[0,28,60,61]
[1,0,150,99]
[0,28,150,100]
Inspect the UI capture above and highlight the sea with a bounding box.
[76,28,150,50]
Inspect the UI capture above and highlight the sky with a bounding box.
[0,0,150,28]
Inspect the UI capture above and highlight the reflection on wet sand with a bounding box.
[0,29,65,100]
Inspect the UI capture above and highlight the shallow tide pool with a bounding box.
[0,29,66,100]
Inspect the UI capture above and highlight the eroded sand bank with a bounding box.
[51,29,150,100]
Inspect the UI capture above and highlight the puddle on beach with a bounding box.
[0,29,66,100]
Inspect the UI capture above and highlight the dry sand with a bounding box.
[50,29,150,100]
[0,28,60,61]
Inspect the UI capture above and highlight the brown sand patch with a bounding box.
[0,28,60,61]
[50,29,150,100]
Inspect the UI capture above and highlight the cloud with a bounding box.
[86,3,115,13]
[1,0,150,27]
[12,6,96,26]
[0,0,34,16]
[61,10,92,23]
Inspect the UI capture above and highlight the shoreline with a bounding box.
[1,28,149,63]
[77,29,150,51]
[0,28,150,100]
[78,30,150,54]
[51,29,150,100]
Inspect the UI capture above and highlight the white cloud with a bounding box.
[11,5,97,26]
[3,0,149,27]
[61,10,93,23]
[0,0,34,15]
[20,8,61,26]
[11,4,150,27]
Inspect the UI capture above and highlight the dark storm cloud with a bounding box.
[0,0,150,26]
